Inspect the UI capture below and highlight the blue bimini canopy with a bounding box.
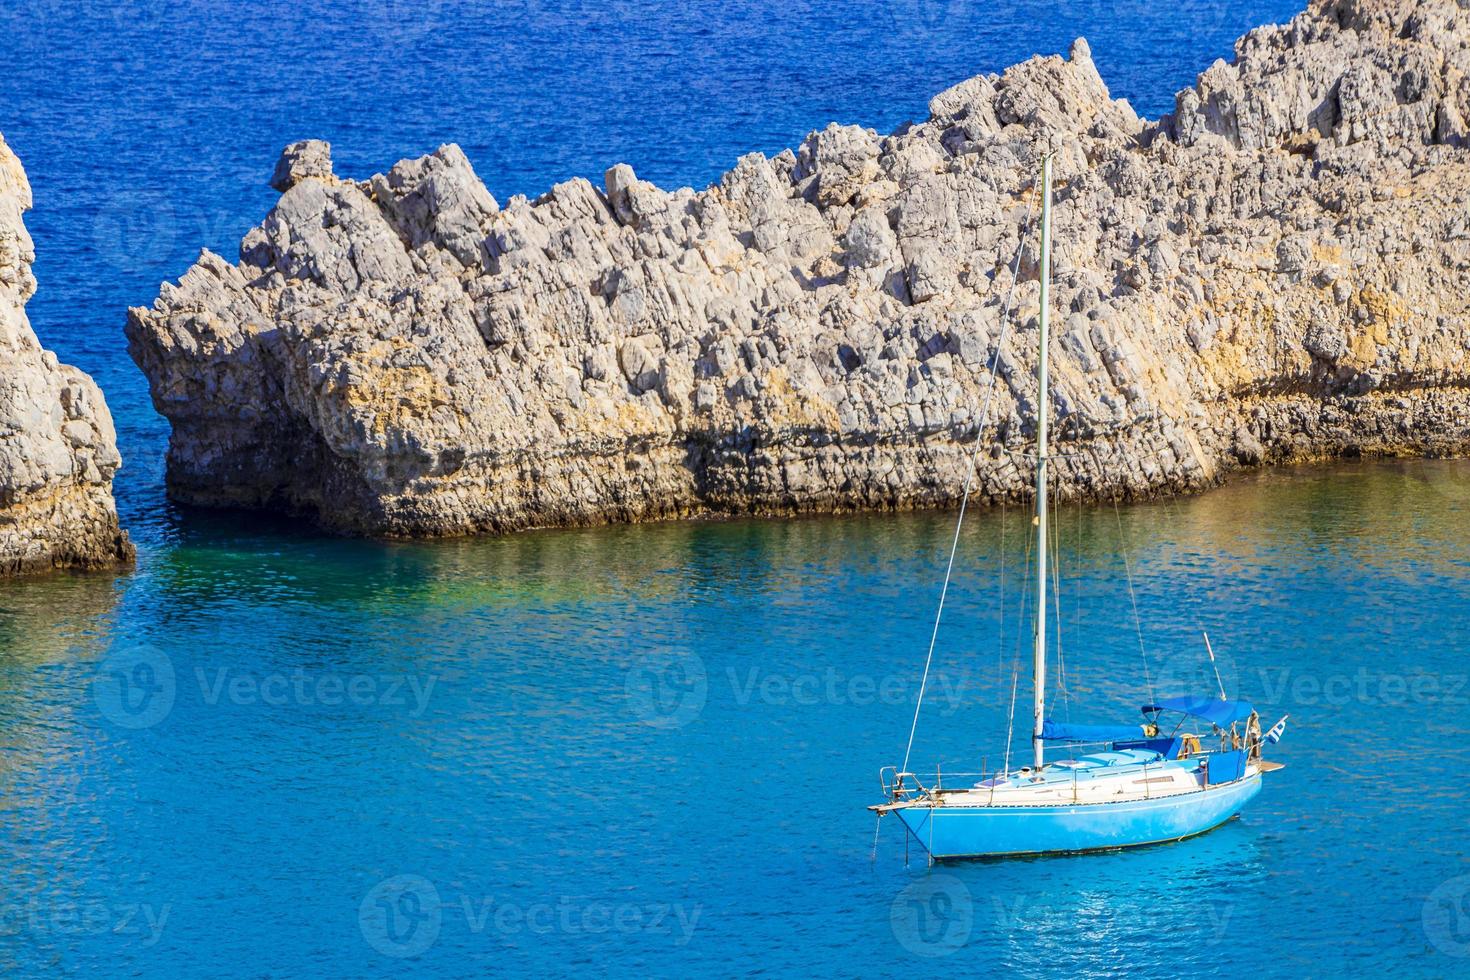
[1141,697,1255,727]
[1040,720,1149,742]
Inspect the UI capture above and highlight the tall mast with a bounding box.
[1032,155,1053,773]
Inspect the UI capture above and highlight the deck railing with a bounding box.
[882,737,1260,803]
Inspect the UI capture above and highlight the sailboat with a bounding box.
[872,155,1287,860]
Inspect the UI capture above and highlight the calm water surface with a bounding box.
[2,463,1469,975]
[4,1,1465,977]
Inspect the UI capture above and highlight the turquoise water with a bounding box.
[4,0,1468,976]
[4,462,1470,975]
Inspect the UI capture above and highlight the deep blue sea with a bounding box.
[5,1,1469,977]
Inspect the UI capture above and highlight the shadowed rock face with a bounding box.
[129,0,1470,538]
[0,135,133,574]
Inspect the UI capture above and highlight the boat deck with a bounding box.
[924,749,1226,808]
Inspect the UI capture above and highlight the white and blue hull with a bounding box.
[875,156,1284,864]
[894,772,1262,860]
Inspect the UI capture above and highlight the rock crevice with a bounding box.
[128,0,1470,537]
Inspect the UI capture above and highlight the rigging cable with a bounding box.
[1160,491,1231,697]
[899,209,1034,776]
[1002,667,1021,777]
[1050,469,1069,711]
[1074,493,1082,702]
[1002,508,1035,761]
[1113,495,1155,704]
[996,498,1006,688]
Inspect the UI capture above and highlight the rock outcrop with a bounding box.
[129,0,1470,537]
[1,135,132,573]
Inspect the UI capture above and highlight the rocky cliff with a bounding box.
[1,135,132,573]
[128,0,1470,537]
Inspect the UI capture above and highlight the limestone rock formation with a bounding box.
[129,0,1470,537]
[0,135,132,573]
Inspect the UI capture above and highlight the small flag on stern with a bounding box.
[1265,715,1289,743]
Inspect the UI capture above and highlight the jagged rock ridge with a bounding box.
[129,0,1470,537]
[1,135,133,573]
